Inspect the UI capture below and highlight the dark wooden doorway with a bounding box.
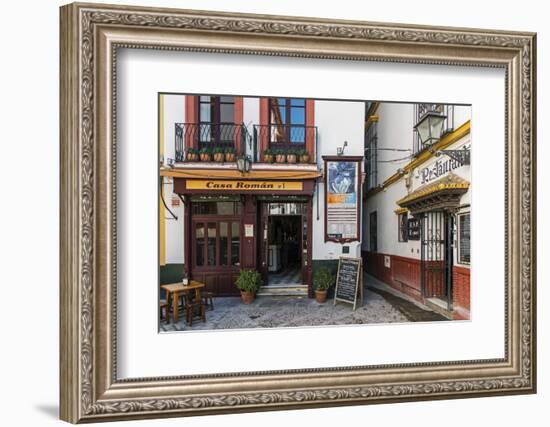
[420,210,454,310]
[258,200,313,293]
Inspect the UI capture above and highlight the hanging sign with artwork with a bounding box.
[324,156,363,243]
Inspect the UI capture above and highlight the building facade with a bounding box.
[361,102,471,320]
[159,94,365,297]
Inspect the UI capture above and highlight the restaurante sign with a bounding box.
[419,145,470,184]
[185,180,303,191]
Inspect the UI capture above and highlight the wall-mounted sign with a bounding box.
[419,144,470,184]
[245,224,254,238]
[186,180,303,191]
[407,218,421,240]
[324,156,362,242]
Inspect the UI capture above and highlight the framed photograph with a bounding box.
[60,2,536,423]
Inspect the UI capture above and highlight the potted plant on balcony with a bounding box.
[224,146,236,162]
[199,147,212,162]
[274,149,286,163]
[235,269,262,304]
[213,147,225,162]
[286,148,297,164]
[262,148,274,163]
[313,267,335,303]
[186,147,198,162]
[297,148,311,163]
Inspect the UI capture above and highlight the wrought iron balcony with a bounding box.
[252,125,318,163]
[174,123,251,162]
[413,104,455,156]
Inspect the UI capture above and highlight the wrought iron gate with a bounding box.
[420,211,454,309]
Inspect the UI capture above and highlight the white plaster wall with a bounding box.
[163,182,185,264]
[161,94,185,264]
[312,100,365,260]
[162,94,185,162]
[315,100,365,157]
[375,102,416,183]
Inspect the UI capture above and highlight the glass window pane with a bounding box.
[200,103,211,123]
[207,223,217,266]
[220,222,229,266]
[220,96,234,103]
[290,126,305,143]
[290,98,305,107]
[270,99,286,125]
[199,123,211,142]
[195,223,205,266]
[231,222,240,266]
[290,106,305,125]
[199,96,212,102]
[220,104,234,123]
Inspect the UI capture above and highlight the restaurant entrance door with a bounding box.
[258,200,313,295]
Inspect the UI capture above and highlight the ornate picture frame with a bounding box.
[60,2,536,423]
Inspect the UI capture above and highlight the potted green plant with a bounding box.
[213,146,225,162]
[286,148,297,164]
[274,149,286,163]
[313,267,335,303]
[224,146,236,162]
[297,148,310,163]
[262,148,274,163]
[235,269,262,304]
[199,146,212,162]
[186,147,198,162]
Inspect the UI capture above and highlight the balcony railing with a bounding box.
[413,104,455,156]
[252,125,318,163]
[175,123,250,162]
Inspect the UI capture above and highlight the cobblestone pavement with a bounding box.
[160,274,445,332]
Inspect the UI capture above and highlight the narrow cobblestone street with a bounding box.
[160,274,446,332]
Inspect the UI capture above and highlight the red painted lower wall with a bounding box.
[362,251,470,319]
[452,265,471,319]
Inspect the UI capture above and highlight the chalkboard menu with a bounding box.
[459,213,470,264]
[334,257,363,310]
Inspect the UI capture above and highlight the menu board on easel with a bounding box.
[333,256,363,311]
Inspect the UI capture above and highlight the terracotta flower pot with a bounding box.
[299,154,310,163]
[199,153,211,162]
[314,289,328,303]
[213,152,224,162]
[275,154,286,163]
[286,154,297,164]
[186,153,198,162]
[225,153,236,162]
[240,291,256,304]
[263,154,274,163]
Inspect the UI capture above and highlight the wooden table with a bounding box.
[161,281,205,323]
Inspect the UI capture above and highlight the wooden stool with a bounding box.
[159,299,169,324]
[185,299,206,326]
[201,291,214,311]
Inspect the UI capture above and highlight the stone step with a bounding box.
[425,298,453,320]
[257,285,308,296]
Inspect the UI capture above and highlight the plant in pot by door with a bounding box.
[262,148,274,163]
[186,147,198,162]
[286,148,297,164]
[274,149,286,163]
[235,269,262,304]
[313,267,334,303]
[199,146,212,162]
[213,146,225,162]
[224,146,236,162]
[297,148,310,163]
